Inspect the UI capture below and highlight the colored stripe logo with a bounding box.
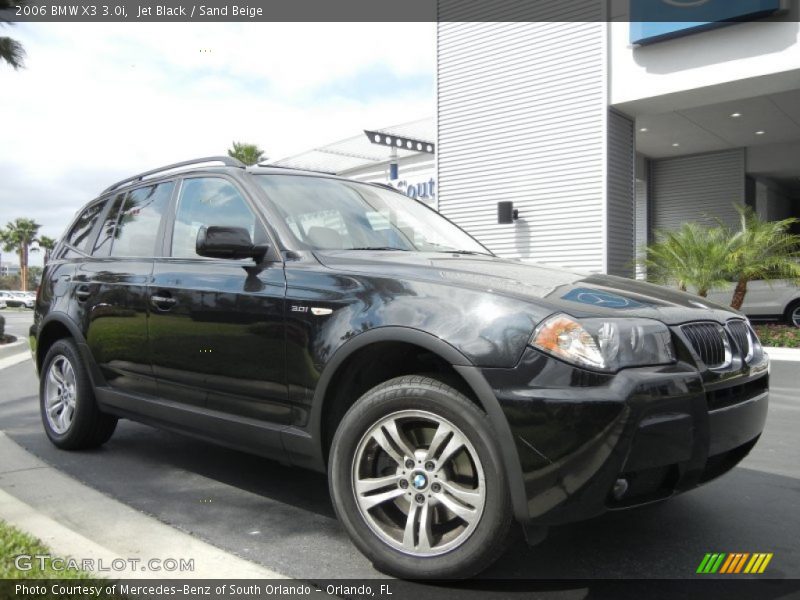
[697,553,773,574]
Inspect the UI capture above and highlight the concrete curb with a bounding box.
[0,351,32,371]
[0,432,287,579]
[766,347,800,362]
[0,338,27,360]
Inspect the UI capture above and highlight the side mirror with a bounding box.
[196,226,267,261]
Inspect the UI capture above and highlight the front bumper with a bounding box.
[482,347,769,525]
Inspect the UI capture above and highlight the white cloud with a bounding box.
[0,22,435,266]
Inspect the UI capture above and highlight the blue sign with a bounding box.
[630,0,784,45]
[394,178,436,201]
[561,288,645,310]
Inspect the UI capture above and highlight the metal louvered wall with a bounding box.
[651,149,746,233]
[437,20,608,272]
[607,110,636,278]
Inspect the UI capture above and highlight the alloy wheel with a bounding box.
[352,410,486,557]
[44,355,77,435]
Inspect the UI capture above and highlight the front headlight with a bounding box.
[530,313,675,372]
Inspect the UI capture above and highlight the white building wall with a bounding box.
[633,137,649,283]
[635,178,648,280]
[437,20,608,272]
[610,17,800,114]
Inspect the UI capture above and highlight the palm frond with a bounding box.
[0,36,25,69]
[642,221,735,295]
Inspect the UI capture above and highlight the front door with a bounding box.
[149,176,289,431]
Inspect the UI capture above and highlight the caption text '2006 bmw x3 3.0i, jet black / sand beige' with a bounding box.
[31,156,769,579]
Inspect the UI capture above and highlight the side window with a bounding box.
[171,178,257,259]
[110,182,174,257]
[62,201,105,256]
[92,193,125,257]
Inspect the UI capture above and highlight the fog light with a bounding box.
[613,478,629,500]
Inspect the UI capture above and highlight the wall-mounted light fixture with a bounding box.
[497,201,519,224]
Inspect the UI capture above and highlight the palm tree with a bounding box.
[38,235,56,264]
[643,222,734,297]
[227,142,265,166]
[0,218,41,292]
[727,205,800,310]
[27,265,43,289]
[0,0,26,70]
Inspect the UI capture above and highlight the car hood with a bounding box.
[314,251,742,326]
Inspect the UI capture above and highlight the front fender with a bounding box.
[291,326,530,523]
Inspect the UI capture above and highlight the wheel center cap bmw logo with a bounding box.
[412,473,427,490]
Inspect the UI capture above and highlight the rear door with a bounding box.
[740,279,794,316]
[40,198,107,335]
[148,175,289,428]
[77,181,174,396]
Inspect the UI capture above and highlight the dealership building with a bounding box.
[276,1,800,278]
[273,118,437,204]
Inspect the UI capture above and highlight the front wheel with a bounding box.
[329,375,513,579]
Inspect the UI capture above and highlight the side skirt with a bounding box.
[96,387,290,464]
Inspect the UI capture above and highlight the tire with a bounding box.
[329,375,513,579]
[785,300,800,328]
[40,338,117,449]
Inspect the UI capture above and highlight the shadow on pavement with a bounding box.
[6,416,799,583]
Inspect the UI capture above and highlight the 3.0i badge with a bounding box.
[290,305,332,316]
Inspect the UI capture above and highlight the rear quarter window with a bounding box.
[60,201,105,257]
[91,193,126,257]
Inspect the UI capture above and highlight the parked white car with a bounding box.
[707,279,800,327]
[0,291,35,309]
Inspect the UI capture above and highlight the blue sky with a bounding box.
[0,23,436,266]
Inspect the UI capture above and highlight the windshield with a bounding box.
[254,175,491,255]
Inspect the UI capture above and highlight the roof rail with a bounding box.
[101,156,245,195]
[255,161,336,175]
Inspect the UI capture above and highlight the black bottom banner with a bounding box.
[1,579,799,600]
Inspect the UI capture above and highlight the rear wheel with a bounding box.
[40,339,117,449]
[329,375,512,579]
[785,300,800,328]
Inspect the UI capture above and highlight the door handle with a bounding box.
[150,293,177,310]
[75,285,91,301]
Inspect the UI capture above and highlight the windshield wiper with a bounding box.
[348,246,410,251]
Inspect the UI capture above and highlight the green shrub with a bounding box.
[754,324,800,348]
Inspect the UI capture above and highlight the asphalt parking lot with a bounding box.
[1,308,33,340]
[1,310,798,586]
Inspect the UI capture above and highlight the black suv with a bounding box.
[31,157,769,579]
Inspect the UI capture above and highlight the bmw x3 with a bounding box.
[31,156,769,579]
